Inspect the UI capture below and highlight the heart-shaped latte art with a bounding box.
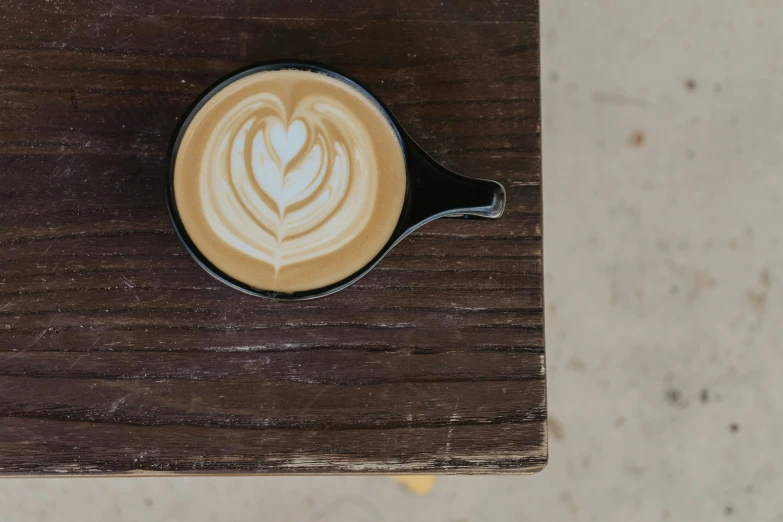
[269,119,306,167]
[199,92,377,274]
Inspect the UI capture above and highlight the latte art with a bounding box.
[203,94,376,271]
[173,69,407,293]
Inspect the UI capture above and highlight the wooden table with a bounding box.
[0,0,545,475]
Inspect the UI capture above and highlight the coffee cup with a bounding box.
[166,61,505,299]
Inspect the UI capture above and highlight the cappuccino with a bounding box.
[173,69,407,293]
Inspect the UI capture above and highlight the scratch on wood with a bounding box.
[445,399,460,456]
[50,256,65,274]
[108,394,131,413]
[275,455,544,473]
[43,464,101,474]
[68,354,85,369]
[27,314,57,349]
[299,386,330,413]
[239,32,248,60]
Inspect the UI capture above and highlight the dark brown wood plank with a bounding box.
[0,0,544,475]
[0,0,536,22]
[0,417,547,474]
[0,350,545,382]
[0,376,545,428]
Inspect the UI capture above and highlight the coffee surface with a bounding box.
[173,69,407,293]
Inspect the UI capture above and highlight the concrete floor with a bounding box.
[2,0,782,520]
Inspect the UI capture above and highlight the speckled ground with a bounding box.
[1,1,781,520]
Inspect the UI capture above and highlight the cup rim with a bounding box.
[165,60,415,300]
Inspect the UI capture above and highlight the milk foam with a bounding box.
[200,93,377,273]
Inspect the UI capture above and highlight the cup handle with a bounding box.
[400,139,506,229]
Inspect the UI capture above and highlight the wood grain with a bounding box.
[0,0,545,474]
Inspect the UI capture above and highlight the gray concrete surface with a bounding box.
[2,0,782,520]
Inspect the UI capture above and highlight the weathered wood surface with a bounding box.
[0,0,545,474]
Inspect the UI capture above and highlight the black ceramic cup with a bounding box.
[166,60,506,300]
